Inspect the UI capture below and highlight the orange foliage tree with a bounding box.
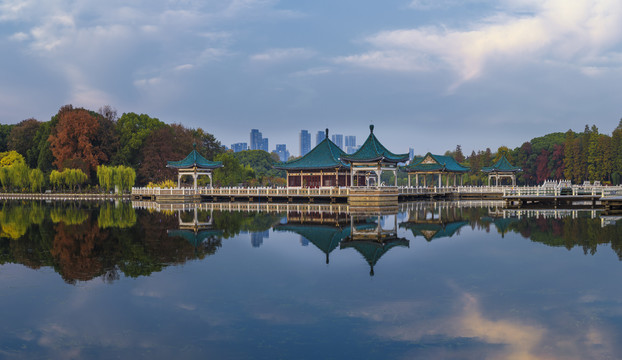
[48,107,109,176]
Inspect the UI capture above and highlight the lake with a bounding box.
[1,200,622,359]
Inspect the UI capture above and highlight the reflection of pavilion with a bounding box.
[167,206,223,248]
[399,202,469,241]
[275,224,350,264]
[400,221,468,241]
[340,214,409,276]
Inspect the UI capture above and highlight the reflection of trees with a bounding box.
[50,203,88,225]
[0,201,235,283]
[98,202,136,229]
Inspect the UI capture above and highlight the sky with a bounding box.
[1,0,622,156]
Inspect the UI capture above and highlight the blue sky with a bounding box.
[1,0,622,156]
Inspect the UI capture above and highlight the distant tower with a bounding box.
[261,138,269,152]
[275,144,289,162]
[345,135,356,153]
[316,130,326,146]
[250,129,262,150]
[331,134,344,151]
[300,130,311,156]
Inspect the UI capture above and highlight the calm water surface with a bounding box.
[1,200,622,359]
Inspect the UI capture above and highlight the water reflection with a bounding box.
[3,200,622,284]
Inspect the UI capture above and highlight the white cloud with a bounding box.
[290,67,331,77]
[9,31,28,41]
[339,0,622,87]
[250,47,315,63]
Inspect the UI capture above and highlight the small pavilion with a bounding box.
[481,155,522,186]
[340,125,409,187]
[166,145,223,190]
[274,129,364,188]
[401,153,470,187]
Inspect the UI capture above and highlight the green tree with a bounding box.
[114,165,136,193]
[213,152,249,186]
[97,165,115,192]
[29,168,45,193]
[115,112,165,166]
[49,170,62,191]
[7,118,41,168]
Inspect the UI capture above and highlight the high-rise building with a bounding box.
[261,138,269,152]
[250,129,262,150]
[331,134,344,150]
[316,130,326,146]
[275,144,290,162]
[300,130,311,156]
[345,135,356,153]
[409,148,414,162]
[251,230,269,248]
[231,142,248,152]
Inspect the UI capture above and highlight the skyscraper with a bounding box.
[231,142,248,152]
[275,144,290,162]
[331,134,343,150]
[316,130,326,146]
[250,129,262,150]
[300,130,311,156]
[261,138,269,152]
[345,135,356,153]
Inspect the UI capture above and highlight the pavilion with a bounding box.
[274,129,365,187]
[340,125,409,187]
[401,153,470,187]
[481,155,522,186]
[166,145,223,189]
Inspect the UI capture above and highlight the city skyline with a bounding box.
[1,1,621,156]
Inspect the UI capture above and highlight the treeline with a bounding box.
[446,121,622,185]
[0,104,287,192]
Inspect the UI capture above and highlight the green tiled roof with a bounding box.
[481,155,522,173]
[274,224,350,264]
[340,237,409,276]
[402,153,470,173]
[340,125,409,164]
[166,149,223,169]
[399,221,468,241]
[274,133,348,170]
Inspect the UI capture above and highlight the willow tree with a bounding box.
[29,169,45,193]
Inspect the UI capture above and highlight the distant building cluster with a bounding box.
[228,128,411,162]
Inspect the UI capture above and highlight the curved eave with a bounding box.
[166,163,223,169]
[481,168,522,173]
[272,164,349,171]
[340,155,409,164]
[400,166,469,173]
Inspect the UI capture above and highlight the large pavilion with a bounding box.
[274,129,365,188]
[340,125,409,187]
[166,146,223,189]
[481,155,522,186]
[401,153,470,187]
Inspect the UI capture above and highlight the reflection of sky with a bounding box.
[2,214,622,359]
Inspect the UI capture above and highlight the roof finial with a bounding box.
[325,128,329,139]
[193,142,197,150]
[370,124,374,133]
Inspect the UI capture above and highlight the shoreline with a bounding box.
[0,193,131,200]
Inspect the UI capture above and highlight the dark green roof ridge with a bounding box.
[402,152,470,173]
[481,155,522,173]
[273,137,349,170]
[166,150,223,169]
[341,126,409,163]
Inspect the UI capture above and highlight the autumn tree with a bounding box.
[48,106,114,177]
[137,124,195,184]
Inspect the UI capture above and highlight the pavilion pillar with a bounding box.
[320,171,323,187]
[408,174,411,187]
[193,172,198,190]
[416,174,419,187]
[208,173,213,188]
[512,175,516,186]
[446,173,449,187]
[394,170,398,187]
[351,168,354,187]
[454,174,457,187]
[178,173,182,188]
[438,173,441,187]
[424,175,427,187]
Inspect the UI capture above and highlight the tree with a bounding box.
[113,165,136,193]
[115,112,165,167]
[193,128,224,161]
[97,165,115,192]
[0,151,26,167]
[454,145,465,163]
[137,124,194,184]
[29,168,45,193]
[48,106,112,176]
[9,163,30,192]
[0,124,14,152]
[535,149,550,183]
[7,118,41,168]
[213,152,251,186]
[98,105,118,123]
